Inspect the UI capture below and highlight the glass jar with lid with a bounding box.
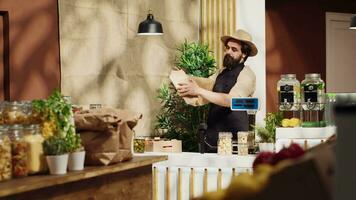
[8,125,29,178]
[23,124,46,174]
[3,101,28,125]
[301,73,325,111]
[0,125,12,181]
[133,136,146,153]
[238,144,249,155]
[20,100,40,125]
[28,104,43,125]
[277,74,300,111]
[217,132,233,155]
[237,131,249,144]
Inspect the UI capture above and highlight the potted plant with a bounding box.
[155,40,217,152]
[43,136,69,175]
[67,132,85,171]
[255,112,283,152]
[255,126,275,152]
[33,90,85,171]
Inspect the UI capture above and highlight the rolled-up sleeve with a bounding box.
[229,66,256,97]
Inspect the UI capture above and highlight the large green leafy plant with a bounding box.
[155,41,217,152]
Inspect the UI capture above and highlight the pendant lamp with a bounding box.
[350,16,356,30]
[137,10,163,35]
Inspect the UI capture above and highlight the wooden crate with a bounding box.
[145,139,182,153]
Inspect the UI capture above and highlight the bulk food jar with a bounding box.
[3,101,28,125]
[0,125,12,181]
[24,101,42,124]
[8,125,29,178]
[301,73,325,127]
[23,124,46,174]
[218,132,233,155]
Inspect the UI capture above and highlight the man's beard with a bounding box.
[223,54,242,69]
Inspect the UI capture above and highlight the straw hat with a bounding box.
[220,29,258,56]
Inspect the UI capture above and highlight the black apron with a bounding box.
[205,63,249,152]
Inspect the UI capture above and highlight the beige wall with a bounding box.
[59,0,199,136]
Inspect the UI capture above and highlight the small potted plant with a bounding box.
[255,126,275,152]
[254,112,282,152]
[43,136,69,175]
[66,131,85,171]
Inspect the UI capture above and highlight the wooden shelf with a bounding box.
[0,155,167,197]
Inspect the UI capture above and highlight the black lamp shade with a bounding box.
[350,16,356,30]
[137,13,163,35]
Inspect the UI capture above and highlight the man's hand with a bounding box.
[177,77,231,107]
[177,79,202,97]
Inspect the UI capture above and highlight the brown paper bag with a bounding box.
[75,108,142,165]
[169,70,214,106]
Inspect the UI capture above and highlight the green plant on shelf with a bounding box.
[66,130,84,152]
[254,112,283,143]
[32,89,75,138]
[43,136,69,156]
[33,89,84,154]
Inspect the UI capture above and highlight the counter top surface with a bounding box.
[0,155,167,197]
[139,152,256,168]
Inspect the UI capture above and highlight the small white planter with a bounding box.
[259,143,275,152]
[46,154,69,175]
[68,151,85,171]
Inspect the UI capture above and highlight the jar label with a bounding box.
[280,85,294,103]
[304,84,318,103]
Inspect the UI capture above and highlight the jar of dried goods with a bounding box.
[217,132,233,155]
[23,124,46,174]
[8,125,29,178]
[0,125,12,181]
[3,101,27,125]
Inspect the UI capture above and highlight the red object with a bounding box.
[253,151,275,169]
[287,143,305,159]
[272,143,305,165]
[272,147,292,165]
[253,143,305,168]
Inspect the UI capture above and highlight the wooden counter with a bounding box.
[0,155,167,200]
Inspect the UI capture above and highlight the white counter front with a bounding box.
[138,152,255,200]
[275,126,336,151]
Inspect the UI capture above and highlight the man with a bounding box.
[176,29,257,152]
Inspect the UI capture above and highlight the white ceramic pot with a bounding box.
[46,154,69,175]
[259,143,275,152]
[68,151,85,171]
